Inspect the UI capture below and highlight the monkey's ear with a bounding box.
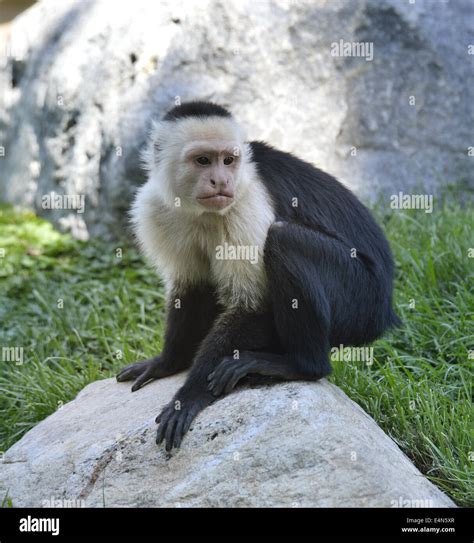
[141,120,169,169]
[150,120,170,152]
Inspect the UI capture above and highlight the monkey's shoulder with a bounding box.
[249,140,330,181]
[249,140,353,198]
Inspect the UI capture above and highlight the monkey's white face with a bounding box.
[145,116,249,215]
[177,140,241,212]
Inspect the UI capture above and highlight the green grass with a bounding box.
[0,203,472,506]
[1,490,12,508]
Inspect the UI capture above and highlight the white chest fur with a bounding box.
[131,175,275,311]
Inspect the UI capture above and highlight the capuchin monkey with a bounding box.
[117,101,400,451]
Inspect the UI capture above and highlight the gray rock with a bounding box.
[0,375,455,507]
[0,0,472,239]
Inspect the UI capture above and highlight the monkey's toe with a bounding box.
[208,356,251,396]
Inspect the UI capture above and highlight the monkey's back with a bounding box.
[250,141,393,273]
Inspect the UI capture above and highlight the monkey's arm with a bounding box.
[155,308,276,450]
[116,282,220,391]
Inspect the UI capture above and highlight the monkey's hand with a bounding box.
[156,388,214,451]
[116,356,171,392]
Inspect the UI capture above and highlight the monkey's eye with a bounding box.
[223,156,234,165]
[196,156,211,165]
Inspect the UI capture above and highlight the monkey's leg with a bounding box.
[209,220,367,396]
[207,248,332,395]
[116,282,220,391]
[155,309,277,450]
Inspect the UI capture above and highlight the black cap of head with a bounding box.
[163,101,232,122]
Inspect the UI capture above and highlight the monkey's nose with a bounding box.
[211,178,229,190]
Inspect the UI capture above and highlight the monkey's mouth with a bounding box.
[197,194,234,209]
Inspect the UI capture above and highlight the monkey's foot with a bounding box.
[207,352,301,397]
[116,356,167,392]
[207,353,264,396]
[155,390,213,451]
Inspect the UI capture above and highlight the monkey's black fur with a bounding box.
[117,101,401,451]
[251,140,401,344]
[163,101,232,121]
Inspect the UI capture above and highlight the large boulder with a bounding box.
[0,375,454,507]
[0,0,472,239]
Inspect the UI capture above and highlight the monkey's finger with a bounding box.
[155,403,172,424]
[224,369,246,395]
[164,414,179,452]
[207,363,226,394]
[155,406,167,425]
[156,418,167,444]
[116,366,141,382]
[208,377,223,396]
[225,362,255,394]
[207,372,221,395]
[207,377,219,395]
[176,407,199,448]
[173,413,187,449]
[207,376,216,393]
[182,409,196,436]
[131,369,154,392]
[207,356,232,383]
[215,368,235,396]
[211,366,236,397]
